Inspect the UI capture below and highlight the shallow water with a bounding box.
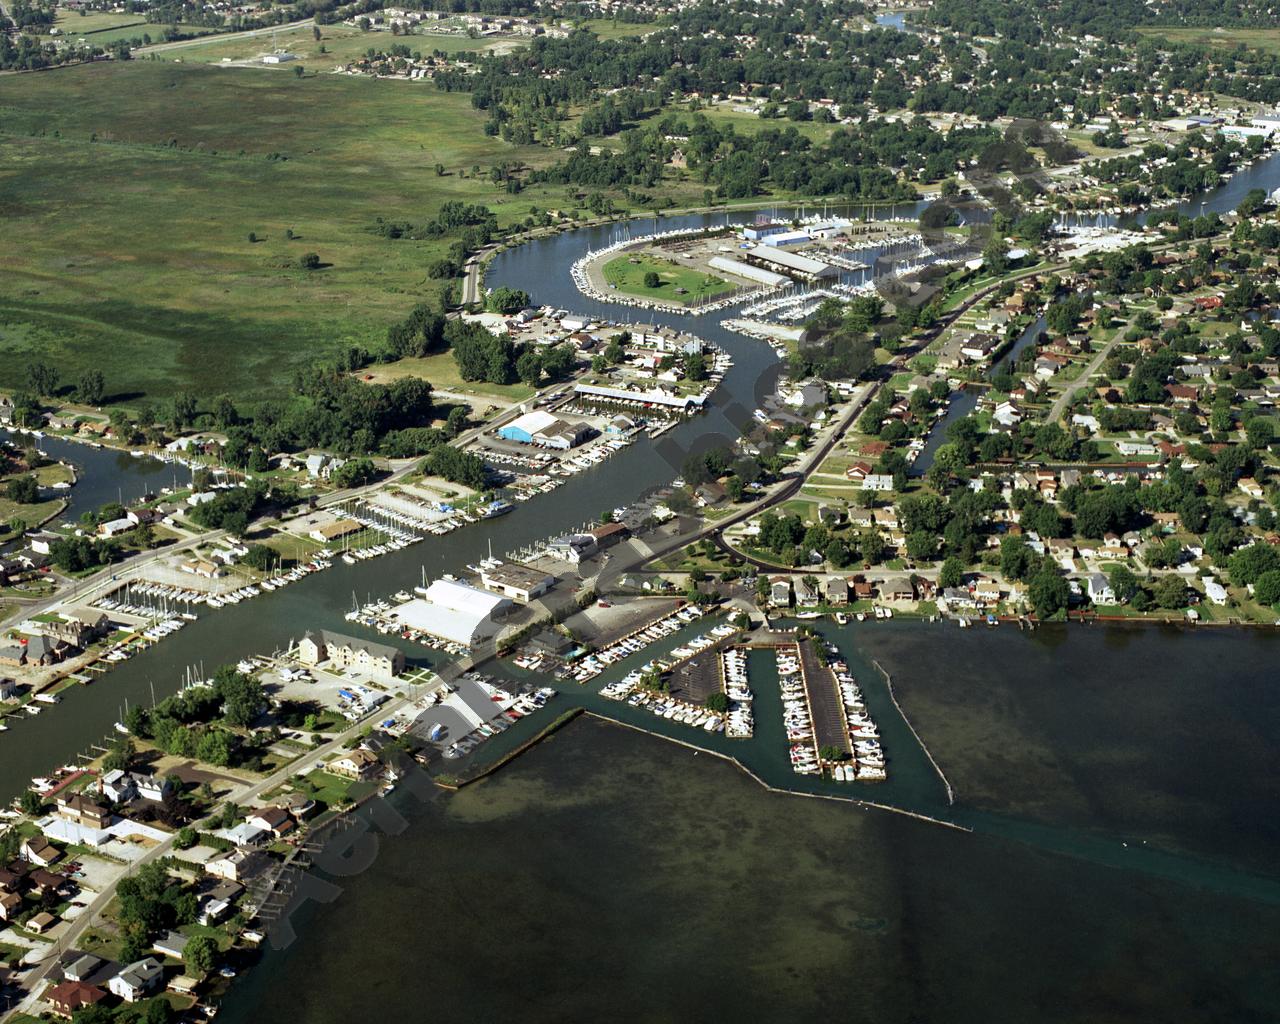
[217,713,1280,1024]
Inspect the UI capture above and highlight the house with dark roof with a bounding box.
[45,980,108,1018]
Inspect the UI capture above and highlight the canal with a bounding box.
[6,143,1280,803]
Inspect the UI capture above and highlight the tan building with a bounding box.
[297,630,405,676]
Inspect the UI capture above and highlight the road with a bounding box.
[135,18,314,54]
[1049,324,1125,424]
[5,665,441,1018]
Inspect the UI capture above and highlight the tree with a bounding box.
[423,445,486,489]
[445,406,469,437]
[27,361,59,397]
[705,692,729,713]
[102,736,135,773]
[516,349,543,386]
[330,458,378,488]
[170,392,197,429]
[682,351,708,382]
[1104,564,1139,604]
[174,826,197,850]
[906,530,938,562]
[1254,569,1280,606]
[939,556,964,589]
[213,666,265,727]
[1029,568,1069,619]
[1153,575,1187,609]
[78,370,105,405]
[486,286,530,314]
[300,252,321,270]
[184,934,218,978]
[643,270,661,288]
[5,475,39,504]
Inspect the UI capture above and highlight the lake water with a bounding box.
[214,621,1280,1023]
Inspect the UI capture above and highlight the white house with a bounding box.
[1086,572,1115,605]
[1201,576,1228,605]
[109,958,164,1003]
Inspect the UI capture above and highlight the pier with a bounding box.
[796,639,851,758]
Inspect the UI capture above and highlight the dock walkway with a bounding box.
[797,639,851,756]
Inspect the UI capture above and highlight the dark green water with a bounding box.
[216,625,1280,1023]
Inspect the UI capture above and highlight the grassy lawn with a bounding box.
[173,22,508,66]
[299,768,371,808]
[0,62,581,407]
[576,18,664,40]
[601,253,733,305]
[1136,24,1280,54]
[360,351,535,402]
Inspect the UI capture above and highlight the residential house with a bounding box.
[101,770,172,804]
[21,835,61,867]
[328,749,381,780]
[824,577,849,605]
[1086,572,1115,605]
[28,911,57,934]
[41,609,108,649]
[794,577,820,607]
[1201,576,1229,605]
[109,958,164,1003]
[248,807,296,839]
[62,953,104,983]
[769,577,792,607]
[1239,477,1265,499]
[973,580,1002,607]
[880,577,914,602]
[45,981,108,1018]
[56,794,110,830]
[0,892,21,923]
[27,869,68,898]
[205,847,267,883]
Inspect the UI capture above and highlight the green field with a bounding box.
[601,253,733,305]
[1137,25,1280,55]
[166,22,509,66]
[0,61,585,406]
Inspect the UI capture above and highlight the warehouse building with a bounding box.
[760,230,812,248]
[497,410,592,450]
[392,579,513,647]
[746,245,837,281]
[707,255,789,288]
[479,562,555,602]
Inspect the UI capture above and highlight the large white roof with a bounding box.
[504,410,560,436]
[392,581,511,645]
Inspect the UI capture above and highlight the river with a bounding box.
[2,429,175,529]
[3,143,1280,1021]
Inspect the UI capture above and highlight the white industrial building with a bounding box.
[707,255,789,288]
[747,245,837,280]
[392,579,513,646]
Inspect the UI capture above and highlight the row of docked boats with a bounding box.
[600,665,725,733]
[720,646,754,739]
[565,604,708,683]
[777,646,819,775]
[828,650,886,783]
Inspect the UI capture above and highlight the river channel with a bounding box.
[3,146,1280,1022]
[4,150,1280,796]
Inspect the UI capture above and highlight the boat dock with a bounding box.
[796,639,851,758]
